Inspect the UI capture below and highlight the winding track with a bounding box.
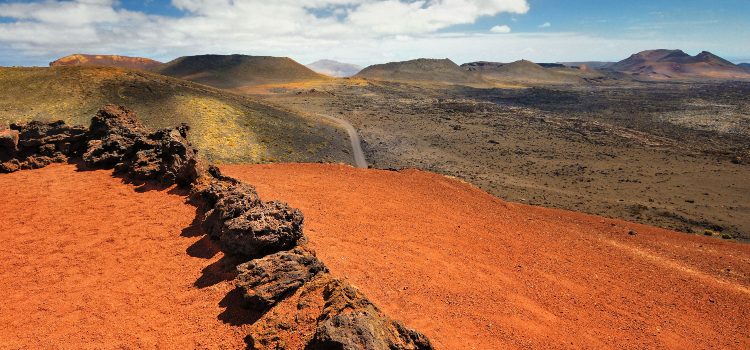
[318,113,367,168]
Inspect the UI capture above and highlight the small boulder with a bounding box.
[220,200,304,258]
[194,178,262,238]
[236,247,327,311]
[308,278,434,350]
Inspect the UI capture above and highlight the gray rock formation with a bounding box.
[307,278,434,350]
[236,247,327,311]
[0,120,86,173]
[82,104,199,185]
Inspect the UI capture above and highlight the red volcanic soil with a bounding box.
[0,164,249,348]
[223,163,750,350]
[2,162,749,349]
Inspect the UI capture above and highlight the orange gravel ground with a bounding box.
[2,163,749,349]
[0,164,250,349]
[223,163,750,350]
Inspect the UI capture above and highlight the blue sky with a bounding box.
[0,0,749,66]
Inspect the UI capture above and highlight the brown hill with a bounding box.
[354,58,485,85]
[461,60,599,85]
[0,66,349,164]
[152,54,329,89]
[609,49,750,80]
[50,54,162,70]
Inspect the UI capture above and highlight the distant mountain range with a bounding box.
[306,59,362,78]
[607,49,750,80]
[355,58,484,85]
[49,54,162,70]
[44,49,750,88]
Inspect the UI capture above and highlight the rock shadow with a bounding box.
[218,288,263,326]
[195,254,241,289]
[187,235,221,259]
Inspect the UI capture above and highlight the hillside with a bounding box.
[609,49,750,80]
[306,59,362,77]
[740,63,750,71]
[50,54,162,70]
[461,60,596,85]
[152,54,329,89]
[354,58,485,85]
[461,60,615,85]
[0,66,349,164]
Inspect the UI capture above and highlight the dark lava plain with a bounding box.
[267,81,750,240]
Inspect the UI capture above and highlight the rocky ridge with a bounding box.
[0,105,432,350]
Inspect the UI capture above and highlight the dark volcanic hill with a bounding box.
[0,66,349,164]
[152,54,328,89]
[50,54,162,70]
[740,63,750,72]
[306,59,362,77]
[609,49,750,80]
[354,58,485,85]
[461,60,605,85]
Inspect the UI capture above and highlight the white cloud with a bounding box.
[0,0,532,64]
[0,0,747,66]
[490,25,511,34]
[539,22,551,28]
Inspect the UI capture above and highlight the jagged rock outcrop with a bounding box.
[0,121,86,173]
[307,278,433,350]
[220,200,304,257]
[194,176,262,239]
[236,247,327,311]
[83,105,146,168]
[82,104,199,185]
[192,166,304,258]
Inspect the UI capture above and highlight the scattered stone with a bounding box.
[308,278,434,350]
[628,230,637,236]
[236,247,327,311]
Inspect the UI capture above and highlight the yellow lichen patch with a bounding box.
[171,95,267,163]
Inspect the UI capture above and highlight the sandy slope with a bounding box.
[0,164,250,349]
[223,163,750,350]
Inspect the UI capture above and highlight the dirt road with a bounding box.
[317,113,367,168]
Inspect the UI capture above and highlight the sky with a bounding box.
[0,0,749,67]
